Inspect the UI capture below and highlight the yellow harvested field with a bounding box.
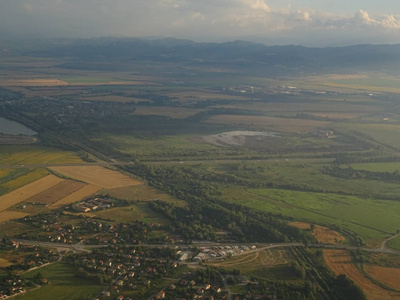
[310,113,366,120]
[81,95,144,103]
[324,250,400,300]
[26,180,86,205]
[326,74,368,80]
[49,184,102,208]
[0,175,63,213]
[323,82,400,94]
[165,91,251,101]
[0,79,69,87]
[364,265,400,291]
[206,115,329,133]
[313,225,345,244]
[289,222,345,244]
[0,148,83,165]
[50,165,141,189]
[288,221,311,230]
[134,106,202,118]
[219,102,380,113]
[0,258,12,267]
[0,211,29,223]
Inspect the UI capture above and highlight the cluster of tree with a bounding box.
[334,275,366,300]
[322,164,400,183]
[0,87,24,102]
[274,281,319,300]
[333,153,400,164]
[127,163,313,243]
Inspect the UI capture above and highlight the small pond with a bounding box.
[0,117,37,136]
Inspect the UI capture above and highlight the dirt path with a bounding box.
[381,233,400,250]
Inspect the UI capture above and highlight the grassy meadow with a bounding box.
[220,187,400,245]
[93,202,171,224]
[17,263,102,300]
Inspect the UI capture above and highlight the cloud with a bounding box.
[1,0,400,45]
[244,0,271,13]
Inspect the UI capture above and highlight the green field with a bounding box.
[106,184,186,206]
[0,168,49,196]
[92,133,224,160]
[334,123,400,150]
[0,146,84,165]
[221,187,400,244]
[387,236,400,251]
[17,263,102,300]
[93,202,171,224]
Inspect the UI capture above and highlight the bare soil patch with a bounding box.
[202,130,278,147]
[324,250,400,300]
[50,166,142,189]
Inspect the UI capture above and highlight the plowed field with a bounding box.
[49,184,102,208]
[26,180,86,205]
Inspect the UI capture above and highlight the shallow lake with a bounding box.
[0,117,37,136]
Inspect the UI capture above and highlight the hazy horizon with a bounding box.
[2,0,400,47]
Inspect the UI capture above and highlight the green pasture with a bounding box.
[220,187,400,244]
[17,263,102,300]
[333,123,400,150]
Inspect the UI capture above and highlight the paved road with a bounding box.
[12,239,400,255]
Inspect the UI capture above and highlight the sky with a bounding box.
[1,0,400,46]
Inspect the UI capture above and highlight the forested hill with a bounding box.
[4,37,400,75]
